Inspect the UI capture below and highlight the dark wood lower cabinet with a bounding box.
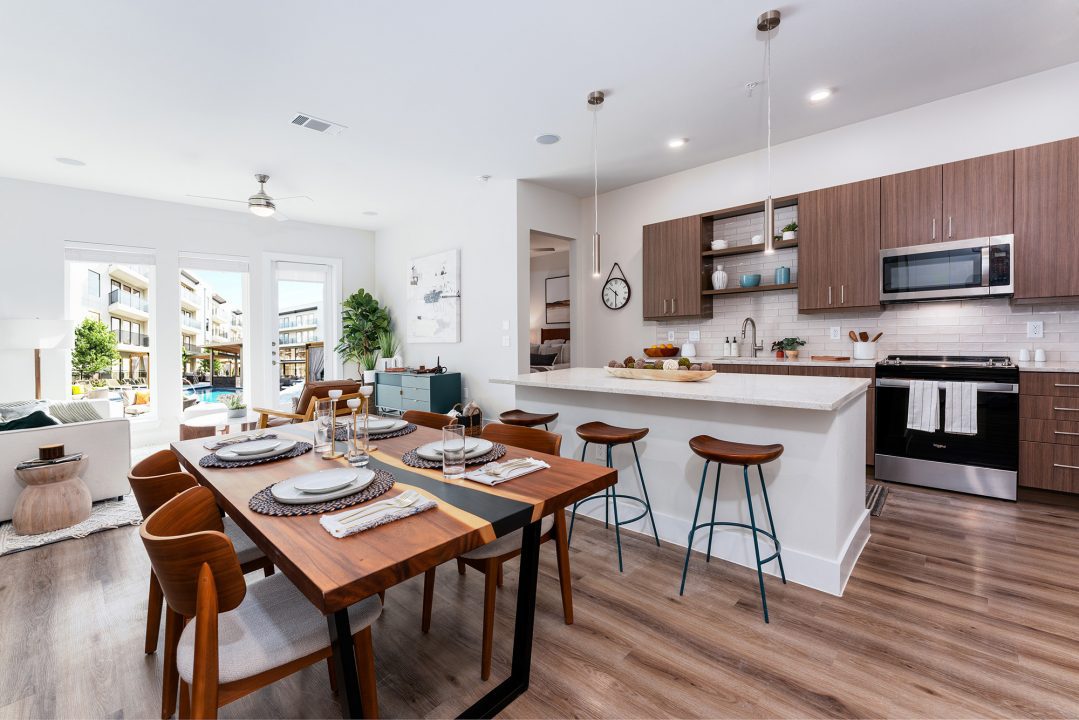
[715,364,789,375]
[1020,441,1079,493]
[1018,372,1079,493]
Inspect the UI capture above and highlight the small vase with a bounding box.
[227,407,246,419]
[774,266,791,285]
[783,230,797,241]
[711,265,728,290]
[784,350,800,360]
[775,350,784,359]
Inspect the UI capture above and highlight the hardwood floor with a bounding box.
[3,483,1079,718]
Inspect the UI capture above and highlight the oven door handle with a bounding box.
[875,378,1018,393]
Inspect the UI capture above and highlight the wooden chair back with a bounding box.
[481,422,562,456]
[403,410,457,431]
[294,380,362,418]
[302,390,366,420]
[140,486,247,618]
[131,448,181,478]
[129,450,199,519]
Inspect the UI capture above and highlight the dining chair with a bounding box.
[401,409,456,431]
[130,451,273,719]
[253,379,363,428]
[420,422,572,680]
[141,486,382,719]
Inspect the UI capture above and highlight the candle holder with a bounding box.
[322,389,344,459]
[345,397,368,467]
[360,385,376,452]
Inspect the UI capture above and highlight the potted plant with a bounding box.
[221,393,247,419]
[376,330,402,371]
[772,337,807,359]
[336,289,391,375]
[782,221,798,241]
[359,350,380,385]
[87,378,109,399]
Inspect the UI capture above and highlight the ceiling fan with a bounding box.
[187,174,311,220]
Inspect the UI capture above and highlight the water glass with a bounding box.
[442,424,466,479]
[314,398,334,452]
[347,412,369,468]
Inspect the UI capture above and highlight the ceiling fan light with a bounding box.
[249,200,275,217]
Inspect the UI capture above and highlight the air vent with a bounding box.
[289,113,347,136]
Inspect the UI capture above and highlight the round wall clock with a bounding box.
[601,262,631,310]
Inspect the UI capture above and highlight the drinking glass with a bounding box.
[346,399,368,467]
[314,398,334,453]
[442,424,466,479]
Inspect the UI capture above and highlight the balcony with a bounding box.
[279,335,319,347]
[114,328,150,349]
[108,288,150,321]
[180,287,200,311]
[181,315,200,334]
[108,265,150,289]
[279,320,318,331]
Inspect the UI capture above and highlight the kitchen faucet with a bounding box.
[740,317,764,358]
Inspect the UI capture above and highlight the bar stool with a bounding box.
[568,421,660,571]
[499,409,559,430]
[679,435,786,623]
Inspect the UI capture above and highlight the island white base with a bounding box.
[515,385,870,596]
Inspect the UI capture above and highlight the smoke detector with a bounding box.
[289,113,347,136]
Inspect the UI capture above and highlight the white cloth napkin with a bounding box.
[906,380,940,432]
[464,458,551,486]
[942,381,978,435]
[320,498,437,538]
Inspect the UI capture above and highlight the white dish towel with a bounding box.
[320,497,437,538]
[942,381,978,435]
[906,380,940,432]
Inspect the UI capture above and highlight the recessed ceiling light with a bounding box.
[667,138,689,149]
[362,210,379,216]
[476,174,491,183]
[535,134,561,145]
[808,88,832,103]
[55,157,85,166]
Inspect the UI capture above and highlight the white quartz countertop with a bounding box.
[491,367,869,411]
[1016,361,1079,373]
[690,356,878,369]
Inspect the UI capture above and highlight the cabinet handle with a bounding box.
[1053,463,1079,471]
[663,299,668,314]
[1054,431,1079,436]
[828,286,832,305]
[1054,384,1079,388]
[672,297,677,314]
[932,218,936,240]
[840,285,845,304]
[948,216,953,238]
[1053,407,1079,412]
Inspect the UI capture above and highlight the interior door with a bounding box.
[881,166,943,249]
[943,151,1014,240]
[270,260,335,409]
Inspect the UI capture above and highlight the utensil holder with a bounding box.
[852,341,877,360]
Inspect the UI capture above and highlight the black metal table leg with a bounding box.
[327,608,364,718]
[459,519,542,719]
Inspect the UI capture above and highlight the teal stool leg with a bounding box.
[679,461,710,595]
[608,444,624,572]
[705,461,721,562]
[742,464,770,623]
[757,464,786,584]
[567,441,589,545]
[630,442,661,547]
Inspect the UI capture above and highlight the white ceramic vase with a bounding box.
[363,369,377,384]
[783,230,797,241]
[711,266,728,290]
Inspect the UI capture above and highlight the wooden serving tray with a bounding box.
[810,355,852,362]
[604,367,717,382]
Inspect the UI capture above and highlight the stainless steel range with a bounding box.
[874,355,1019,500]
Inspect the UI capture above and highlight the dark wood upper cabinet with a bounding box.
[642,217,711,320]
[942,151,1014,240]
[880,166,943,249]
[798,178,881,312]
[1014,137,1079,300]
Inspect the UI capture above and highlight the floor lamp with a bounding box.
[0,319,75,399]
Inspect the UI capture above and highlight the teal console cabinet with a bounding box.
[375,371,462,415]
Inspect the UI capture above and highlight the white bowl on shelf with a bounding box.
[710,239,729,251]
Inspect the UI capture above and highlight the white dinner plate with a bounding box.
[415,438,492,461]
[271,468,375,505]
[216,439,298,462]
[365,417,399,431]
[229,439,282,456]
[368,418,408,434]
[294,467,358,494]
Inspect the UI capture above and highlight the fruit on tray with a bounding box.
[662,359,679,371]
[643,344,679,357]
[677,357,691,367]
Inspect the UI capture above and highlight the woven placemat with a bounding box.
[199,442,312,469]
[401,443,507,470]
[335,423,418,442]
[249,467,395,517]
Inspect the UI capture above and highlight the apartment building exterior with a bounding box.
[278,303,321,383]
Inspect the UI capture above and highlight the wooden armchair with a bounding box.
[421,423,573,680]
[401,410,456,430]
[141,486,382,719]
[253,379,363,429]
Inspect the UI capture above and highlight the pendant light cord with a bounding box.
[593,109,599,235]
[766,28,772,200]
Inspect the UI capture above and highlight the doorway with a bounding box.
[528,231,573,371]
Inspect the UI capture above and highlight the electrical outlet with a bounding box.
[1027,321,1044,339]
[689,330,701,342]
[667,330,675,342]
[592,444,606,461]
[501,335,510,347]
[830,326,841,340]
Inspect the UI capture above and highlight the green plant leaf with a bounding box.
[336,288,391,363]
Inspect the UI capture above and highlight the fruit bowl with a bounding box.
[643,346,679,357]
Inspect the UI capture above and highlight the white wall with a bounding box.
[0,177,374,444]
[529,250,570,344]
[576,61,1079,366]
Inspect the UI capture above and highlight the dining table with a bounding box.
[171,419,615,719]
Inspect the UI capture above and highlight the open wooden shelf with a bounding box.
[704,282,798,296]
[702,238,797,259]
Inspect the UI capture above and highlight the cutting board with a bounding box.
[810,355,852,362]
[604,367,716,382]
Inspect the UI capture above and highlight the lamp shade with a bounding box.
[0,319,75,350]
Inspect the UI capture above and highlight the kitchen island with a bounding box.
[491,367,871,595]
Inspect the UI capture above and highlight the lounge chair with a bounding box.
[253,379,363,428]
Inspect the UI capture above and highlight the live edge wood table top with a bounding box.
[171,421,615,615]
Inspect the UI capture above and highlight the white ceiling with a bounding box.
[2,1,1078,230]
[530,231,573,257]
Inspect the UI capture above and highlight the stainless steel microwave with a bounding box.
[880,235,1014,303]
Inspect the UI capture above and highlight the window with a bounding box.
[87,270,100,297]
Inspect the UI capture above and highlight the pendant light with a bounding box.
[588,90,605,277]
[758,10,780,255]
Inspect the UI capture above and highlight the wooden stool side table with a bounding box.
[13,457,92,535]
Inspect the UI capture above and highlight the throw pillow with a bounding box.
[0,400,47,422]
[530,352,558,367]
[0,410,60,432]
[134,390,151,405]
[47,400,103,424]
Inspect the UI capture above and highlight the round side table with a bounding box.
[13,457,92,535]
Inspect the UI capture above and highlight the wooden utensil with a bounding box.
[859,331,870,342]
[870,332,883,342]
[848,331,859,342]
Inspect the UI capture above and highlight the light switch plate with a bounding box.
[501,320,510,331]
[667,330,676,342]
[1027,321,1044,339]
[689,330,701,342]
[830,326,841,340]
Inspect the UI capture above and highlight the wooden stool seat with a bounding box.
[575,421,648,445]
[499,409,559,428]
[689,435,783,465]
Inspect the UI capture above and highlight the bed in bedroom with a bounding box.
[530,328,571,372]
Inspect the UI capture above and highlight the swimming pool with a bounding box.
[189,387,241,403]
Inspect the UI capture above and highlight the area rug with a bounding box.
[865,483,889,517]
[0,494,142,556]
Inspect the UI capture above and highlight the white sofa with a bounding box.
[0,416,132,523]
